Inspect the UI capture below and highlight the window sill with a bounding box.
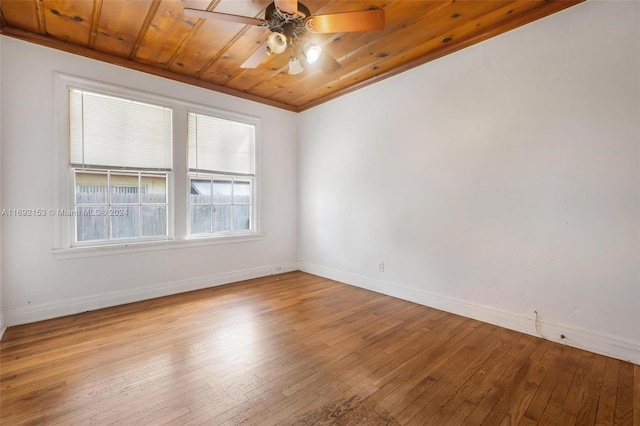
[51,233,265,259]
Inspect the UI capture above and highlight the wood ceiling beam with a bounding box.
[129,0,162,60]
[34,0,47,35]
[165,0,221,71]
[88,0,103,48]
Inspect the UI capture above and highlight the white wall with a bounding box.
[299,1,640,363]
[0,35,4,339]
[0,37,298,326]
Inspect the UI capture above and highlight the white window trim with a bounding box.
[53,73,262,256]
[51,233,265,259]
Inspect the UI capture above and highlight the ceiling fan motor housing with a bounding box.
[266,2,311,41]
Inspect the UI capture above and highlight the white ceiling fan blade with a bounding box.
[241,40,270,68]
[184,8,267,27]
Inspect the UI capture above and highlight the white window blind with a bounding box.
[188,112,255,175]
[69,89,172,170]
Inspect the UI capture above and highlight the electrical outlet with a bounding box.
[378,262,384,272]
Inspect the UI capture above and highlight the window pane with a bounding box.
[76,207,108,241]
[111,206,139,239]
[233,181,251,204]
[191,205,211,234]
[213,205,232,232]
[141,175,167,203]
[190,179,211,204]
[233,205,251,231]
[76,172,108,204]
[111,174,140,204]
[212,180,232,203]
[142,205,167,237]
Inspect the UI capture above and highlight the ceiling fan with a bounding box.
[183,0,385,75]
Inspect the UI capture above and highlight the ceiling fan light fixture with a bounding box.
[183,2,384,74]
[267,32,287,54]
[303,43,322,64]
[288,57,304,75]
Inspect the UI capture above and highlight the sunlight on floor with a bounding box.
[214,307,259,362]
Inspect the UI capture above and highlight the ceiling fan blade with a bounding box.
[241,41,269,68]
[274,0,298,15]
[307,9,385,33]
[184,7,266,27]
[317,51,341,74]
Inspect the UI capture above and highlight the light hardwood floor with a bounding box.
[1,272,637,425]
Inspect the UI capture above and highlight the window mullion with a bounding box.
[230,177,235,232]
[172,105,188,240]
[107,170,112,240]
[209,178,214,234]
[138,172,142,239]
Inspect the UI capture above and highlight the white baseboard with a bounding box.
[0,313,6,341]
[4,262,298,327]
[299,262,640,365]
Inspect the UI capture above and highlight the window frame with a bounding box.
[53,73,262,256]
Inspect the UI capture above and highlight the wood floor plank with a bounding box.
[576,354,608,425]
[498,341,565,423]
[614,361,635,425]
[466,385,506,425]
[403,325,505,424]
[481,340,553,424]
[595,358,621,425]
[522,345,570,422]
[464,336,541,424]
[398,326,500,424]
[634,365,640,426]
[0,271,637,425]
[439,337,516,424]
[563,350,597,417]
[376,319,484,417]
[538,348,582,425]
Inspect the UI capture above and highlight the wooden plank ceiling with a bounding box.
[0,0,583,112]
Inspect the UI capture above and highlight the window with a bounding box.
[190,177,252,234]
[188,112,256,236]
[74,171,167,241]
[56,74,261,253]
[69,89,171,244]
